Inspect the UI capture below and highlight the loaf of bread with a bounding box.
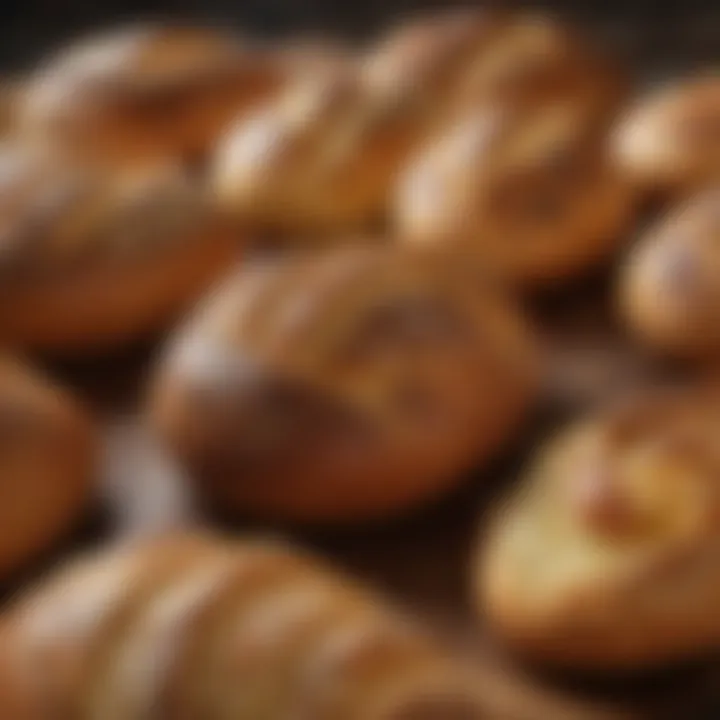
[612,74,720,197]
[1,531,488,719]
[363,9,623,128]
[0,355,96,579]
[0,145,240,354]
[211,63,430,237]
[475,386,720,669]
[19,24,288,168]
[395,101,636,287]
[149,246,537,522]
[619,185,720,358]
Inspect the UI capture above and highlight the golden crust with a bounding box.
[211,65,426,236]
[0,146,240,353]
[149,246,538,522]
[476,386,720,669]
[612,74,720,196]
[363,10,624,128]
[0,355,96,579]
[20,24,286,167]
[395,102,636,286]
[4,533,488,719]
[0,79,21,137]
[618,185,720,358]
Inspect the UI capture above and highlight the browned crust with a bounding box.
[477,385,720,669]
[149,246,537,521]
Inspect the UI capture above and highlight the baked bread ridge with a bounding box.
[612,73,720,197]
[212,61,430,236]
[149,245,538,522]
[618,184,720,358]
[363,8,624,130]
[395,99,636,286]
[2,531,489,720]
[476,384,720,669]
[19,23,288,167]
[0,354,97,579]
[0,147,241,353]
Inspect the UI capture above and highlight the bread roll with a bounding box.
[395,102,636,287]
[149,246,537,522]
[211,64,430,237]
[619,186,720,358]
[612,74,720,197]
[476,386,720,669]
[0,355,95,579]
[2,532,488,719]
[0,145,240,354]
[19,24,286,168]
[363,9,623,127]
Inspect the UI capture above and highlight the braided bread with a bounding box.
[19,24,287,168]
[363,9,623,128]
[619,185,720,358]
[612,74,720,197]
[0,355,95,579]
[149,246,537,522]
[1,532,488,719]
[0,146,239,354]
[476,386,720,669]
[395,101,636,287]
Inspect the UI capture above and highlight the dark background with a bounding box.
[1,0,718,75]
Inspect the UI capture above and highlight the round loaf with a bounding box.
[19,24,287,168]
[619,185,720,358]
[0,145,240,354]
[476,386,720,669]
[0,355,96,579]
[2,532,489,719]
[149,246,538,522]
[395,102,636,287]
[612,74,720,197]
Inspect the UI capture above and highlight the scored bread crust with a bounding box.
[19,24,287,168]
[395,101,636,287]
[618,185,720,358]
[2,532,490,720]
[0,146,240,353]
[363,9,624,130]
[149,246,538,522]
[0,355,96,580]
[476,386,720,669]
[612,74,720,197]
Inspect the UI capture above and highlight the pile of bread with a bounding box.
[0,8,719,718]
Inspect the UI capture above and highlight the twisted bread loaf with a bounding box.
[395,102,636,286]
[363,9,623,128]
[0,355,95,579]
[476,386,720,669]
[619,185,720,358]
[612,74,720,197]
[2,532,489,719]
[19,24,289,168]
[0,146,239,353]
[149,246,537,521]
